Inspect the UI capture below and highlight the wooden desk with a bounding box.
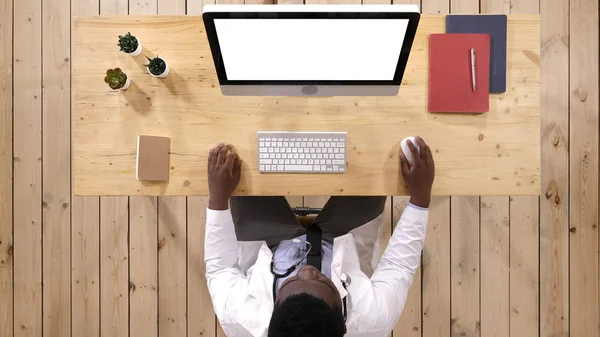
[72,15,540,196]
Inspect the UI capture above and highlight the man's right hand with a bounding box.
[400,136,435,208]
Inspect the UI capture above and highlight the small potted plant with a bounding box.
[104,68,130,91]
[145,55,169,78]
[118,32,142,56]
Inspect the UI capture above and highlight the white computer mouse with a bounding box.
[400,137,420,165]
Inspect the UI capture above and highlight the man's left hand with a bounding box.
[208,143,242,210]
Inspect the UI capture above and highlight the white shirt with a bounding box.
[204,205,428,337]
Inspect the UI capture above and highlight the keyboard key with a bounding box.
[292,148,297,153]
[335,154,344,159]
[327,148,333,153]
[316,148,322,153]
[333,165,339,171]
[325,142,331,147]
[260,165,265,171]
[336,142,345,147]
[277,165,284,171]
[294,142,300,147]
[276,153,281,159]
[274,148,280,153]
[259,142,264,147]
[340,148,345,154]
[268,148,273,153]
[332,160,345,165]
[269,154,275,159]
[259,148,267,153]
[314,165,320,171]
[260,159,272,164]
[321,165,326,171]
[299,154,305,159]
[319,142,325,147]
[327,168,333,172]
[309,159,314,164]
[302,159,308,165]
[293,154,299,159]
[326,160,332,165]
[329,154,335,159]
[285,159,290,164]
[317,154,323,159]
[291,159,296,164]
[310,148,315,153]
[286,165,313,171]
[282,153,287,159]
[334,148,339,153]
[277,142,282,147]
[302,138,308,142]
[283,142,289,147]
[326,138,332,142]
[278,138,283,141]
[265,138,271,141]
[301,142,306,147]
[260,153,269,159]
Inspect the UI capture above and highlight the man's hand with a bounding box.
[208,143,242,210]
[400,137,435,208]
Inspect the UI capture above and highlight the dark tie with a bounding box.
[306,223,322,271]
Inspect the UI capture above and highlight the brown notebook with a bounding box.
[136,135,170,181]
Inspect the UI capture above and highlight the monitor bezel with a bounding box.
[202,10,421,86]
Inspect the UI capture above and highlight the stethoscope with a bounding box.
[269,238,350,321]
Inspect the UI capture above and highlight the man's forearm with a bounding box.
[409,194,430,208]
[209,196,229,211]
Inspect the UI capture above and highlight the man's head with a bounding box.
[268,265,346,337]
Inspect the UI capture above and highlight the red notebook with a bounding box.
[428,34,491,113]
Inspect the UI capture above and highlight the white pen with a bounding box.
[470,48,476,92]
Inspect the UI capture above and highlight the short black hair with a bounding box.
[268,293,346,337]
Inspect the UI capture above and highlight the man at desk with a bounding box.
[204,137,435,337]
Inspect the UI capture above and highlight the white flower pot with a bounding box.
[119,76,131,90]
[126,41,142,56]
[147,60,169,78]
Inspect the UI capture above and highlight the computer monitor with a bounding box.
[202,5,420,96]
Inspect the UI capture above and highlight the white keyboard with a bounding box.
[258,131,347,173]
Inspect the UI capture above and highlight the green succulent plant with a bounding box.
[118,32,139,53]
[145,56,167,75]
[104,68,128,90]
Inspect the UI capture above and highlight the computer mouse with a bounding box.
[400,137,420,165]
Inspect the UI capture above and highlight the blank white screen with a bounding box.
[214,19,409,81]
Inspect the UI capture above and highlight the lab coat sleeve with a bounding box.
[204,208,248,321]
[370,204,428,332]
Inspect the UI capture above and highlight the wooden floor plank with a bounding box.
[127,1,159,337]
[477,0,511,336]
[418,3,450,337]
[447,0,481,331]
[71,197,100,337]
[479,197,509,337]
[154,0,189,331]
[158,197,188,337]
[450,0,478,14]
[70,0,100,335]
[187,197,215,337]
[13,0,43,334]
[42,0,73,334]
[509,196,539,337]
[100,0,127,14]
[539,0,570,335]
[422,196,450,337]
[450,196,480,337]
[129,197,158,337]
[0,0,13,334]
[100,197,129,337]
[569,0,599,336]
[392,196,421,337]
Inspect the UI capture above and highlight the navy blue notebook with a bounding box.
[446,15,507,93]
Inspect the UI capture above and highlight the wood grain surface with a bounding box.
[0,0,12,334]
[72,15,541,196]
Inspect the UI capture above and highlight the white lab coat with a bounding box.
[204,205,428,337]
